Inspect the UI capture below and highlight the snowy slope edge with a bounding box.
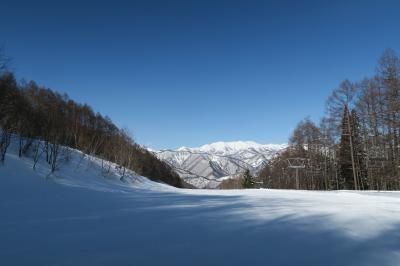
[0,136,176,193]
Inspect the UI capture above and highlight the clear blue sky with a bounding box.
[1,0,400,149]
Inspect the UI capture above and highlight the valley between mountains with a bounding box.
[152,141,286,188]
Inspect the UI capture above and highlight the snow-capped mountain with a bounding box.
[153,141,287,188]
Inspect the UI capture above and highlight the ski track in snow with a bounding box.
[1,142,400,265]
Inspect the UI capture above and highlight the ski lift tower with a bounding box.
[287,158,306,190]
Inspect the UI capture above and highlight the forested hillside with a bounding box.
[0,50,182,188]
[259,49,400,191]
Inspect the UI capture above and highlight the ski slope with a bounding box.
[1,142,400,265]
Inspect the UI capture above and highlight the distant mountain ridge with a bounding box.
[153,141,287,188]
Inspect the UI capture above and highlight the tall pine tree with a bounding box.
[339,105,355,189]
[242,169,255,189]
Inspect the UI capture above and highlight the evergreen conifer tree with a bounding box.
[242,169,255,189]
[339,106,355,189]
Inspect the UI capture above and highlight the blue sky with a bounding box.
[1,0,400,149]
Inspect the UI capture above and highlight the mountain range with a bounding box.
[153,141,287,188]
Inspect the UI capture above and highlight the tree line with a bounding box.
[0,50,183,188]
[259,49,400,191]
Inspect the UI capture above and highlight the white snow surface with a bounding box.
[1,140,400,265]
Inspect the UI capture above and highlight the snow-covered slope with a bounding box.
[1,139,400,265]
[0,137,173,193]
[154,141,286,188]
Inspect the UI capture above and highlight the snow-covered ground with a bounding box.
[1,141,400,265]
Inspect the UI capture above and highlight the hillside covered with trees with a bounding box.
[0,49,182,188]
[259,49,400,191]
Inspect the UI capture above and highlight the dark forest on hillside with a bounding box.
[0,49,182,188]
[258,49,400,191]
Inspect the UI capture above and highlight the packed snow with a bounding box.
[1,141,400,265]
